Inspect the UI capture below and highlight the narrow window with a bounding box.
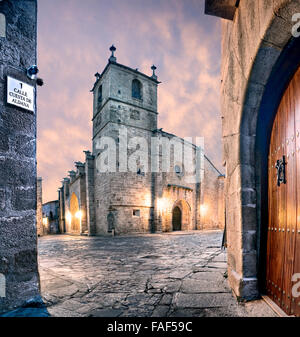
[175,164,184,176]
[0,13,6,38]
[132,79,142,100]
[133,209,140,217]
[98,85,102,105]
[137,168,145,176]
[175,165,181,174]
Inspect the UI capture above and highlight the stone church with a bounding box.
[57,47,225,236]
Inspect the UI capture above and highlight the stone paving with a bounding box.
[38,231,277,317]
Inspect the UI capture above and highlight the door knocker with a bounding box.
[275,155,286,187]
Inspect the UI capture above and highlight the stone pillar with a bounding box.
[75,162,87,233]
[217,175,225,229]
[0,0,39,314]
[63,178,70,231]
[68,170,76,183]
[149,171,157,233]
[84,151,96,236]
[57,188,62,233]
[63,178,70,198]
[75,162,85,175]
[195,182,201,230]
[58,186,65,233]
[36,178,43,236]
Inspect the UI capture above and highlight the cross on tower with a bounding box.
[151,65,157,80]
[109,45,117,63]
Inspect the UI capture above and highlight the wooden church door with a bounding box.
[172,206,182,231]
[267,65,300,316]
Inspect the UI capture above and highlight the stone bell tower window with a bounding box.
[0,13,6,38]
[98,85,103,105]
[133,209,140,217]
[132,79,142,100]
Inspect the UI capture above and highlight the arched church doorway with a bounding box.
[171,200,191,231]
[266,64,300,316]
[235,7,300,308]
[172,206,182,231]
[70,193,80,232]
[107,212,115,233]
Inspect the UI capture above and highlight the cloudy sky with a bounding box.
[37,0,222,202]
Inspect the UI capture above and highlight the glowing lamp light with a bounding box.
[200,204,208,216]
[144,193,151,207]
[42,217,48,226]
[75,211,82,220]
[157,198,168,213]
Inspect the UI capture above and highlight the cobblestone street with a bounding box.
[38,231,276,317]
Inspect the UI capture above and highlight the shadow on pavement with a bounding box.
[0,296,50,317]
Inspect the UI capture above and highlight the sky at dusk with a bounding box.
[37,0,222,202]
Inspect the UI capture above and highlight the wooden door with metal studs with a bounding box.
[267,65,300,317]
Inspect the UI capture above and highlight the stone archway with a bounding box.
[172,206,182,231]
[107,212,115,233]
[171,200,191,231]
[70,193,80,233]
[224,1,300,301]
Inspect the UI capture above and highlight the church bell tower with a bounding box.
[91,45,160,156]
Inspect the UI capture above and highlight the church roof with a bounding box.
[153,128,224,177]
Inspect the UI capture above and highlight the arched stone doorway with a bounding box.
[171,200,191,231]
[107,212,115,233]
[226,0,300,308]
[172,206,182,231]
[70,193,80,233]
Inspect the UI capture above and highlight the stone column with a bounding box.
[217,175,225,229]
[84,151,96,236]
[0,0,39,314]
[58,187,65,233]
[68,170,76,183]
[194,183,199,230]
[75,162,85,175]
[63,178,70,232]
[150,172,157,233]
[75,162,87,233]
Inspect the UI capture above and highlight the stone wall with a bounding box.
[216,0,300,299]
[93,122,154,235]
[0,0,39,314]
[36,178,43,236]
[201,158,225,230]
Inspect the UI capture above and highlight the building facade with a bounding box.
[58,47,225,236]
[0,0,39,314]
[42,200,60,234]
[206,0,300,316]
